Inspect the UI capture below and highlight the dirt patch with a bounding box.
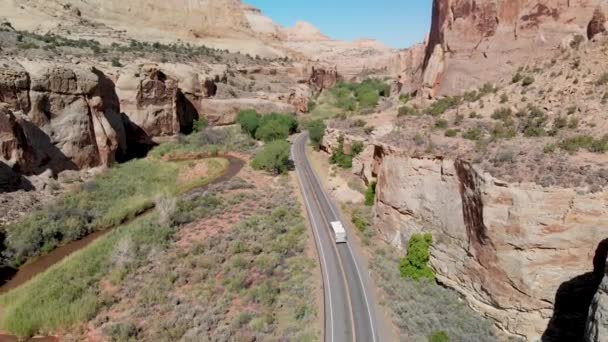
[177,161,209,185]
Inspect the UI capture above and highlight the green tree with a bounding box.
[255,120,290,142]
[237,109,260,137]
[259,113,299,134]
[308,120,326,149]
[399,233,435,281]
[251,140,291,175]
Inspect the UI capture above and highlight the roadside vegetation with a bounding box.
[307,79,390,120]
[237,110,299,174]
[0,175,318,340]
[371,241,497,341]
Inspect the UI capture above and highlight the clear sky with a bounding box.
[244,0,433,48]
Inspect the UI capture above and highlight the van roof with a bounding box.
[330,221,346,233]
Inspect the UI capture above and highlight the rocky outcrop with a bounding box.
[116,65,184,137]
[309,66,339,95]
[21,61,127,171]
[287,84,311,113]
[588,6,607,40]
[0,104,32,173]
[0,60,30,113]
[366,147,608,339]
[421,0,604,97]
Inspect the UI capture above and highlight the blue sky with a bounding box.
[244,0,432,48]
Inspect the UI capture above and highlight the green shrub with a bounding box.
[255,119,290,142]
[351,207,372,233]
[428,331,449,342]
[491,122,516,140]
[111,57,122,67]
[192,118,208,133]
[445,129,458,137]
[398,106,419,116]
[499,93,509,104]
[491,108,512,122]
[251,140,291,174]
[329,79,388,111]
[364,182,376,206]
[399,233,434,281]
[512,72,523,84]
[307,119,326,148]
[522,75,535,87]
[399,94,411,103]
[329,136,358,169]
[544,143,557,154]
[351,141,364,156]
[434,119,448,129]
[463,127,483,141]
[425,96,460,116]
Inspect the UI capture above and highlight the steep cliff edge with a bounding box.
[421,0,607,96]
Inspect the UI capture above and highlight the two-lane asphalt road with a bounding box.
[292,132,378,342]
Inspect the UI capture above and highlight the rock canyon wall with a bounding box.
[321,130,608,340]
[419,0,607,97]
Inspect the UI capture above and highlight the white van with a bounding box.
[330,221,347,243]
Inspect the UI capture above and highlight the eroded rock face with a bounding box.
[309,66,339,95]
[0,59,128,173]
[369,150,607,339]
[422,0,604,96]
[0,104,32,173]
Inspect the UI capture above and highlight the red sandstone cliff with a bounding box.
[420,0,607,97]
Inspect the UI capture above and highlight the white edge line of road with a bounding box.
[292,137,335,342]
[303,139,378,342]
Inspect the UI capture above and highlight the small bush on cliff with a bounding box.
[251,140,291,174]
[307,119,326,149]
[399,233,434,281]
[364,181,376,206]
[192,118,208,133]
[424,96,460,116]
[398,105,419,116]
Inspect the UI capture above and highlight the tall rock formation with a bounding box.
[0,59,128,174]
[421,0,607,97]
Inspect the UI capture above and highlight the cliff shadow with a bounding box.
[118,113,157,162]
[176,90,198,135]
[541,238,608,342]
[0,161,33,193]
